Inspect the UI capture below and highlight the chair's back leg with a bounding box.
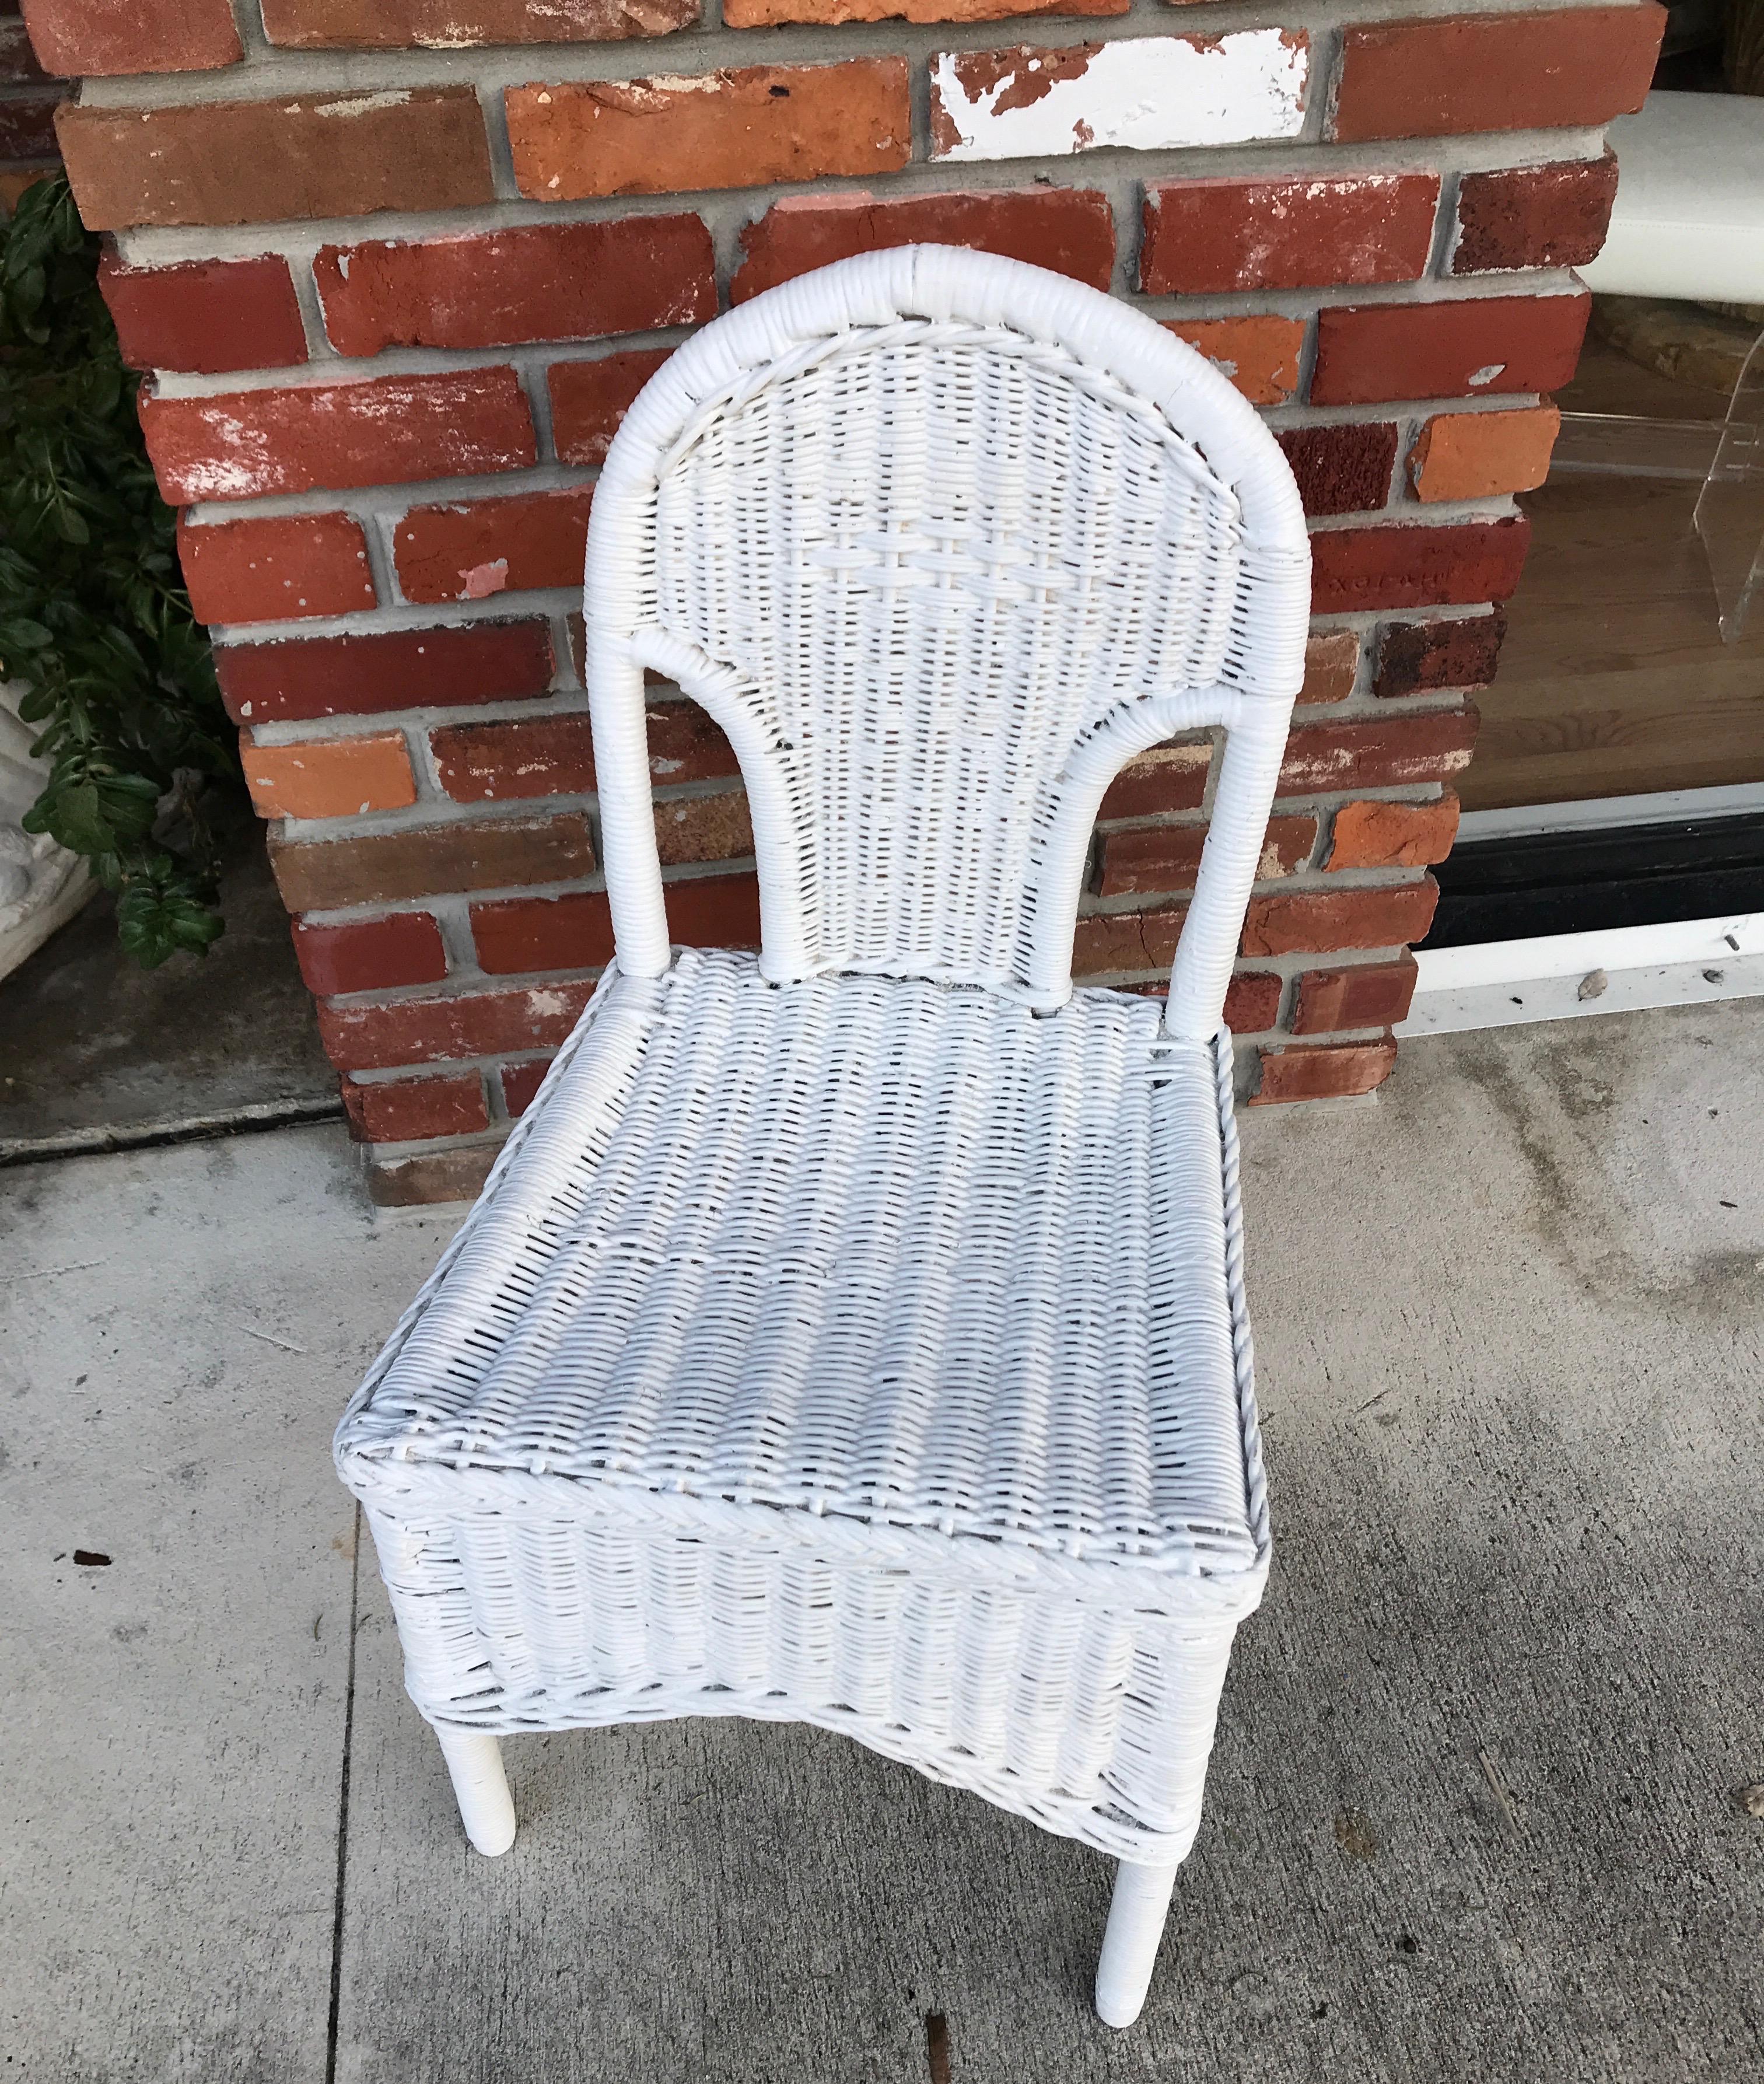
[435,1726,516,1856]
[1095,1858,1181,2026]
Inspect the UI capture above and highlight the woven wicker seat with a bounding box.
[337,245,1310,2027]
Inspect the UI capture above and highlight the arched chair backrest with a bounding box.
[584,245,1310,1038]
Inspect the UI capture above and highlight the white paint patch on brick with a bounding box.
[930,30,1308,165]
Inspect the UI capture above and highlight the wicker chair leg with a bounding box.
[1094,1858,1180,2027]
[435,1726,516,1856]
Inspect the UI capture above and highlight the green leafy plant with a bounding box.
[0,173,239,967]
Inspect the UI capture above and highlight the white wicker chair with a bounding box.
[337,245,1310,2029]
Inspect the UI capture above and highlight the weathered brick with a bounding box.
[262,0,698,46]
[368,1143,499,1207]
[1241,879,1437,956]
[1140,172,1437,295]
[550,349,673,466]
[243,732,416,821]
[318,980,597,1071]
[1099,740,1210,819]
[1292,955,1419,1035]
[656,790,754,866]
[929,33,1311,161]
[141,368,535,505]
[1280,709,1479,793]
[216,621,555,725]
[272,813,594,912]
[1097,815,1315,897]
[1164,316,1305,407]
[499,1057,552,1118]
[1452,153,1619,274]
[316,216,715,357]
[1298,630,1360,706]
[1072,901,1186,976]
[99,254,307,376]
[292,911,448,996]
[1409,405,1560,502]
[662,870,762,949]
[22,0,241,75]
[1310,519,1531,613]
[178,513,374,627]
[432,700,737,803]
[471,890,614,974]
[1310,293,1590,405]
[0,88,65,160]
[1373,610,1506,698]
[732,186,1115,302]
[1252,1038,1396,1103]
[1332,8,1665,143]
[57,88,494,230]
[507,61,911,200]
[394,489,594,606]
[343,1071,488,1143]
[1224,971,1283,1033]
[1277,423,1398,518]
[1326,795,1460,870]
[728,0,1119,21]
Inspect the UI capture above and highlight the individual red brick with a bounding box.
[663,869,762,949]
[56,88,494,231]
[262,0,697,46]
[1280,709,1479,793]
[316,216,715,358]
[1327,794,1460,871]
[318,981,597,1072]
[1292,954,1419,1035]
[655,790,754,866]
[644,701,740,784]
[1452,153,1619,274]
[732,186,1115,302]
[1140,172,1437,295]
[1310,293,1590,405]
[292,911,448,997]
[1373,611,1506,699]
[99,254,307,377]
[499,1057,553,1118]
[506,60,911,201]
[1331,8,1665,144]
[1224,971,1283,1033]
[178,513,374,627]
[271,813,594,912]
[1098,815,1315,898]
[435,714,597,803]
[729,0,1118,19]
[1241,879,1438,957]
[243,732,416,821]
[1409,405,1559,503]
[141,369,536,505]
[368,1143,499,1208]
[550,349,673,467]
[1252,1039,1396,1103]
[471,890,614,974]
[1310,519,1531,614]
[1099,740,1211,819]
[216,621,555,726]
[1166,317,1306,408]
[1277,424,1398,518]
[1072,902,1186,977]
[1298,630,1360,706]
[343,1071,488,1144]
[0,89,64,161]
[22,0,241,75]
[395,489,593,607]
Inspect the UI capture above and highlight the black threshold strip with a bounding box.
[1430,810,1764,948]
[0,1093,346,1169]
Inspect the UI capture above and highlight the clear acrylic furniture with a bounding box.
[336,245,1310,2029]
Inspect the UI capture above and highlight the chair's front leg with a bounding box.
[435,1726,516,1855]
[1094,1858,1180,2027]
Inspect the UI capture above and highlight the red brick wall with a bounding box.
[31,0,1665,1202]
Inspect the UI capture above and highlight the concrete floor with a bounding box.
[3,1001,1761,2083]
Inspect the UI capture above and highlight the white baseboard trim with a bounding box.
[1456,782,1764,844]
[1398,912,1764,1037]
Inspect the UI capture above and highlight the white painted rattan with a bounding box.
[337,246,1308,2024]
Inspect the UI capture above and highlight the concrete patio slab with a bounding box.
[4,999,1761,2082]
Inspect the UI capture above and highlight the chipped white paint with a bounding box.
[1468,363,1506,387]
[931,29,1308,165]
[311,90,415,119]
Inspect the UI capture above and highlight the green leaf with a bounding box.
[116,869,225,968]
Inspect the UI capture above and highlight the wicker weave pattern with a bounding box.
[338,249,1307,1892]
